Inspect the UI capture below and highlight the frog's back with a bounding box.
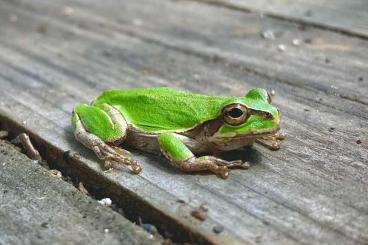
[93,87,229,132]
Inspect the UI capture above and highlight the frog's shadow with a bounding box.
[222,146,262,166]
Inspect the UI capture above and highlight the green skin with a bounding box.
[72,87,281,178]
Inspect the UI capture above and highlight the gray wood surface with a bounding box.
[0,140,159,245]
[0,0,367,244]
[196,0,368,38]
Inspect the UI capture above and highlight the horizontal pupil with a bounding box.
[229,108,243,118]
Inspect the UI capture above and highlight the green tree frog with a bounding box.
[72,87,283,178]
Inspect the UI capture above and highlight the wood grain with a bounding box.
[196,0,368,38]
[0,0,367,244]
[0,140,159,245]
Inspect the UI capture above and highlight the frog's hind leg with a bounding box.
[158,133,249,179]
[72,103,142,174]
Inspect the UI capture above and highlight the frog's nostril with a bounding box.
[265,113,273,119]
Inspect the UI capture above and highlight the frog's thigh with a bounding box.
[158,133,229,178]
[72,103,141,173]
[72,103,127,143]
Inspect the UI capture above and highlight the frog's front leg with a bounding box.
[72,103,142,174]
[158,133,249,179]
[256,132,285,150]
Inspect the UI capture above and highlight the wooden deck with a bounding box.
[0,0,367,244]
[0,140,159,244]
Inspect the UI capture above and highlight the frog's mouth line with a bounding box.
[218,125,280,140]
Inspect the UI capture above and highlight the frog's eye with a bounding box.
[223,104,248,126]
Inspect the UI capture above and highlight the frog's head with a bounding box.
[205,88,280,150]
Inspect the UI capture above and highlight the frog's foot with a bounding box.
[197,156,250,178]
[92,143,142,174]
[175,156,249,179]
[256,132,285,150]
[199,156,249,169]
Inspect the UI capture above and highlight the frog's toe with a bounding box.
[228,160,243,165]
[93,143,142,174]
[271,141,280,150]
[227,160,250,169]
[213,166,229,179]
[112,146,132,158]
[103,160,115,172]
[255,133,284,151]
[131,163,143,174]
[211,157,247,168]
[239,161,250,169]
[105,153,142,174]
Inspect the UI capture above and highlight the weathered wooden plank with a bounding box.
[0,0,367,244]
[1,2,366,199]
[9,0,368,110]
[74,0,368,104]
[196,0,368,38]
[0,39,293,245]
[0,140,159,245]
[0,0,368,228]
